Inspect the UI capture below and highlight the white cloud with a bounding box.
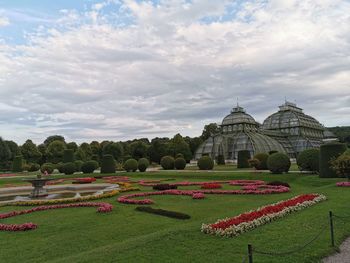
[0,15,9,26]
[0,0,349,144]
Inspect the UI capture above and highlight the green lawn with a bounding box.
[0,171,349,263]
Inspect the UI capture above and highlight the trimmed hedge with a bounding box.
[319,142,347,178]
[63,149,74,163]
[28,163,40,172]
[81,160,99,174]
[237,150,250,168]
[174,157,186,170]
[124,158,138,172]
[253,153,269,170]
[62,162,76,175]
[138,158,149,172]
[135,206,190,220]
[197,156,214,170]
[40,163,54,174]
[12,155,23,172]
[297,148,320,173]
[160,156,175,170]
[267,153,291,174]
[152,184,178,191]
[57,163,65,173]
[101,154,116,174]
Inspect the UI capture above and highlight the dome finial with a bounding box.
[236,97,239,107]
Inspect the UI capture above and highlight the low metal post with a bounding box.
[248,244,253,263]
[329,211,335,247]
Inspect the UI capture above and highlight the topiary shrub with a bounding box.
[267,153,291,174]
[237,150,250,168]
[197,156,214,170]
[216,155,225,165]
[253,153,269,170]
[81,160,99,174]
[101,154,116,174]
[330,150,350,179]
[138,158,149,172]
[175,153,184,159]
[153,184,178,191]
[174,157,186,170]
[269,150,278,155]
[135,206,190,220]
[124,158,138,172]
[160,156,175,170]
[56,163,65,173]
[62,162,76,175]
[12,156,23,172]
[63,149,74,163]
[297,148,320,173]
[28,163,40,172]
[267,181,290,188]
[74,160,84,172]
[320,142,347,178]
[248,158,260,169]
[40,163,54,174]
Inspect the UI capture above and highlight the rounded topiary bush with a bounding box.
[160,156,175,170]
[197,156,214,170]
[56,163,65,173]
[175,153,184,159]
[74,160,84,172]
[28,163,40,172]
[297,148,320,173]
[81,160,99,174]
[174,157,186,170]
[62,162,76,175]
[12,155,23,172]
[100,154,116,174]
[63,149,74,163]
[40,163,54,174]
[138,158,149,172]
[320,142,347,178]
[269,150,278,155]
[253,153,269,170]
[267,153,291,174]
[124,158,138,172]
[237,150,251,168]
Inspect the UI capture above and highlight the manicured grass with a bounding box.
[0,171,349,263]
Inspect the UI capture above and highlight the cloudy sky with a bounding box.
[0,0,349,144]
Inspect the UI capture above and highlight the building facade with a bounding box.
[195,101,335,160]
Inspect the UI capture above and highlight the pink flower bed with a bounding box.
[117,185,290,205]
[0,174,18,177]
[336,182,350,187]
[201,183,222,189]
[0,202,113,232]
[192,193,205,199]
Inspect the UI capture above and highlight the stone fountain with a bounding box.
[23,174,54,198]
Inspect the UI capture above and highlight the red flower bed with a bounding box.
[0,202,113,232]
[201,183,222,189]
[202,194,326,237]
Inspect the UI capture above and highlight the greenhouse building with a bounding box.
[195,101,335,160]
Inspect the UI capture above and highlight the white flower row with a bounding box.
[201,194,327,237]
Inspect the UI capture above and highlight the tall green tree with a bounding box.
[129,141,149,160]
[46,140,67,163]
[20,140,42,163]
[201,123,220,141]
[37,144,47,165]
[5,140,20,160]
[168,134,192,162]
[44,135,65,146]
[102,142,124,162]
[66,142,78,152]
[0,137,11,169]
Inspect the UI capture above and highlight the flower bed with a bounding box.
[117,186,290,205]
[201,194,326,237]
[72,177,96,184]
[0,202,113,231]
[192,193,205,199]
[336,182,350,187]
[201,183,222,189]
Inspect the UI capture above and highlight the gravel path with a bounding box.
[322,238,350,263]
